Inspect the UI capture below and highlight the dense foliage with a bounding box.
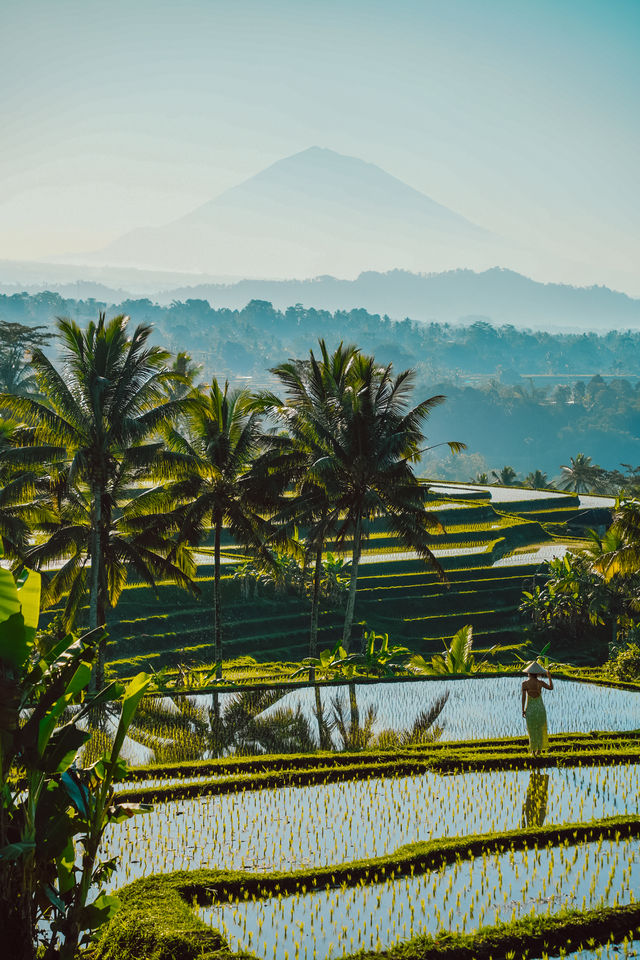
[0,561,151,960]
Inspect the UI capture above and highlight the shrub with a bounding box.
[609,641,640,680]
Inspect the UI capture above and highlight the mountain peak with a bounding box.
[85,147,507,278]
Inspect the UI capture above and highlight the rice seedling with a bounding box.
[87,672,640,764]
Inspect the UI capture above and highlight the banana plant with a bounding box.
[291,639,349,681]
[333,630,416,678]
[0,558,151,960]
[416,624,501,675]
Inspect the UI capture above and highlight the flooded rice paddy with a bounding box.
[198,835,640,959]
[257,678,640,745]
[104,762,640,887]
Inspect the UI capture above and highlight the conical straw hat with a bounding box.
[522,660,547,675]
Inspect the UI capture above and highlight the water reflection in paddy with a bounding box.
[257,677,640,745]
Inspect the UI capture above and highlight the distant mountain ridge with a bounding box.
[159,267,640,330]
[2,264,639,331]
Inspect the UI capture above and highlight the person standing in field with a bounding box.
[521,661,553,755]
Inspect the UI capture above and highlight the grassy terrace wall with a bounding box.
[104,556,540,675]
[40,485,605,676]
[96,885,640,960]
[114,729,640,803]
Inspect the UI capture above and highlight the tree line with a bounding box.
[4,293,640,380]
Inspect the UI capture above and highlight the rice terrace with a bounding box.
[3,3,640,959]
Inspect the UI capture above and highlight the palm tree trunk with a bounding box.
[89,486,101,632]
[88,485,102,695]
[309,542,323,682]
[348,681,360,747]
[342,510,362,653]
[212,514,222,725]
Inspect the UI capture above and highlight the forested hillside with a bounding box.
[3,291,640,476]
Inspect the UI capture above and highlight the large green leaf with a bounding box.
[61,770,90,818]
[15,568,41,637]
[0,569,40,668]
[75,680,125,725]
[0,565,20,620]
[0,610,28,671]
[56,839,76,895]
[81,892,121,931]
[24,631,77,687]
[65,662,92,698]
[0,839,36,862]
[43,882,66,912]
[43,723,91,774]
[106,802,152,824]
[111,672,151,760]
[37,694,75,757]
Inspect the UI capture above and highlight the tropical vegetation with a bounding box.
[5,307,640,960]
[0,314,196,687]
[0,558,150,960]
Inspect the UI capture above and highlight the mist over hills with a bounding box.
[3,145,637,330]
[4,287,640,478]
[1,264,639,332]
[71,147,517,278]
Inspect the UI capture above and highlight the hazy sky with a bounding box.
[2,0,639,292]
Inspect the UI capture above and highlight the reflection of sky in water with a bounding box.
[113,678,640,766]
[103,762,640,886]
[544,943,640,959]
[198,836,640,960]
[258,678,640,745]
[429,484,570,502]
[493,543,571,565]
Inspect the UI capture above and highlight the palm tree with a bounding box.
[524,470,551,489]
[588,499,640,581]
[0,419,59,560]
[0,320,53,396]
[491,465,518,486]
[313,351,463,651]
[24,479,196,647]
[1,313,193,686]
[260,344,359,749]
[159,379,278,719]
[559,453,603,494]
[260,343,358,672]
[165,351,204,401]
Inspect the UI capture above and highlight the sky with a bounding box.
[1,0,639,293]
